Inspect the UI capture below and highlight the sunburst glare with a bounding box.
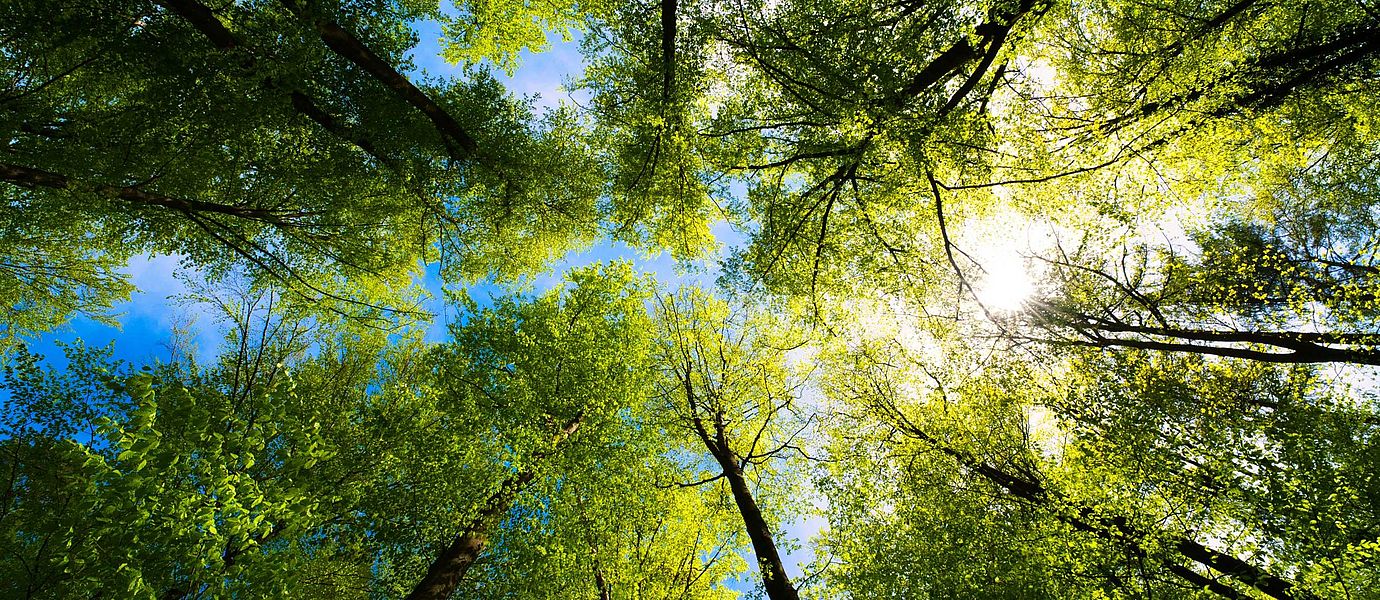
[976,252,1035,313]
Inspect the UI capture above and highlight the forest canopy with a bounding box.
[2,0,1379,598]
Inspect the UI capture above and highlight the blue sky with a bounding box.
[19,15,819,594]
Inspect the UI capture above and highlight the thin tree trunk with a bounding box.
[887,412,1316,600]
[681,368,800,600]
[593,560,612,600]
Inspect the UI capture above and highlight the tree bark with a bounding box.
[661,0,677,104]
[889,0,1042,110]
[1035,305,1380,366]
[681,373,800,600]
[593,561,612,600]
[404,480,525,600]
[714,449,800,600]
[691,407,799,600]
[156,0,242,49]
[405,417,582,600]
[890,39,979,106]
[276,0,479,160]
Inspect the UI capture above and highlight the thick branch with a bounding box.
[889,38,980,107]
[156,0,243,49]
[1,162,302,226]
[277,0,479,160]
[154,0,397,167]
[888,0,1042,110]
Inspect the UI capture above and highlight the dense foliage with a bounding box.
[3,0,1378,598]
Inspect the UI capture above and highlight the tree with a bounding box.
[1022,176,1380,365]
[653,289,814,600]
[817,335,1344,599]
[1054,350,1380,596]
[0,304,418,598]
[401,263,661,599]
[0,265,751,599]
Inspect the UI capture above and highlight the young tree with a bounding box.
[653,289,815,600]
[818,336,1338,599]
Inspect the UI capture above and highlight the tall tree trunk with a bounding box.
[404,476,529,600]
[682,370,800,600]
[660,0,677,104]
[405,417,582,600]
[713,449,800,600]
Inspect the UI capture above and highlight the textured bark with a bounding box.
[405,417,582,600]
[404,490,518,600]
[412,534,487,599]
[277,0,479,159]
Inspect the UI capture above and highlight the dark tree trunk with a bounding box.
[714,451,800,600]
[404,505,509,600]
[1034,304,1380,366]
[276,0,479,159]
[405,417,582,600]
[661,0,676,103]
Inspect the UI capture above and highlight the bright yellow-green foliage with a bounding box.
[441,0,590,74]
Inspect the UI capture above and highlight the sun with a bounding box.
[975,251,1035,313]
